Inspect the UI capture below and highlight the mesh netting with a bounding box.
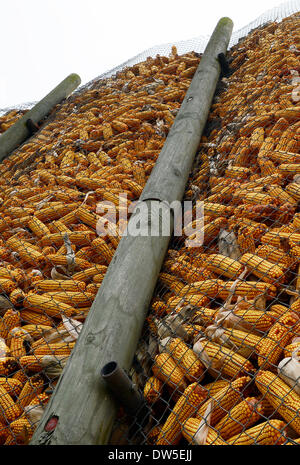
[0,3,299,447]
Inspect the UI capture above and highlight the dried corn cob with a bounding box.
[18,375,44,409]
[163,337,205,382]
[227,420,287,445]
[213,397,263,440]
[196,376,251,425]
[258,312,299,369]
[182,417,227,445]
[202,254,244,279]
[193,339,255,378]
[143,376,163,404]
[240,253,285,285]
[255,370,300,435]
[152,353,187,392]
[0,385,22,422]
[156,382,208,445]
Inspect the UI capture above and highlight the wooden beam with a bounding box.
[30,17,233,445]
[0,73,81,161]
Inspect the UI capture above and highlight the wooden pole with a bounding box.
[0,73,81,162]
[30,17,233,445]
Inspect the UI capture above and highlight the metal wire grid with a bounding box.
[0,10,299,447]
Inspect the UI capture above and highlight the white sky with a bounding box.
[0,0,293,108]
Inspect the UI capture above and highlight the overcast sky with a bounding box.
[0,0,295,109]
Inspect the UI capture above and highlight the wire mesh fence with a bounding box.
[0,4,299,447]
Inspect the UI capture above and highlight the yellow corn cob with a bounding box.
[0,278,18,294]
[202,217,228,244]
[20,310,55,326]
[214,397,263,440]
[233,309,274,333]
[222,327,263,355]
[39,231,94,247]
[28,391,49,407]
[9,329,29,359]
[194,340,255,378]
[152,353,187,392]
[256,244,295,270]
[216,280,277,300]
[181,417,227,445]
[20,324,52,339]
[237,227,256,254]
[9,288,26,307]
[72,265,107,283]
[240,253,285,285]
[267,185,297,205]
[33,280,86,292]
[256,370,300,435]
[10,416,35,444]
[91,237,115,264]
[27,217,51,238]
[269,304,289,318]
[0,309,21,339]
[18,355,48,372]
[178,279,220,298]
[227,419,287,445]
[34,203,79,222]
[191,307,219,326]
[204,202,232,217]
[6,237,46,266]
[44,291,94,307]
[261,231,300,248]
[196,376,251,425]
[132,163,146,186]
[239,115,273,137]
[143,376,163,404]
[46,254,91,270]
[0,385,22,422]
[290,299,300,316]
[32,341,75,356]
[203,379,231,397]
[18,375,44,409]
[284,340,300,358]
[49,220,72,234]
[75,206,99,230]
[156,382,208,445]
[166,337,205,382]
[243,192,273,205]
[0,378,22,397]
[0,267,25,285]
[258,312,299,368]
[23,294,76,318]
[0,358,18,376]
[166,295,209,312]
[0,420,9,444]
[159,273,185,293]
[202,254,244,280]
[10,370,27,388]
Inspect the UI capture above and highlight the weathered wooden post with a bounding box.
[0,73,81,161]
[30,17,233,445]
